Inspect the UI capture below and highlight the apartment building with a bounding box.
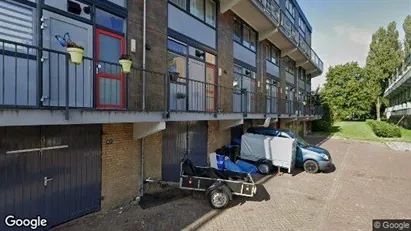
[0,0,323,229]
[384,53,411,127]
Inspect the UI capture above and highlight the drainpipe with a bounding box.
[140,0,147,198]
[142,0,147,111]
[140,138,145,197]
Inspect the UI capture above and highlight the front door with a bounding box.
[95,29,125,109]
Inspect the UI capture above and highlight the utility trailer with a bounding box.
[180,159,257,209]
[240,133,297,175]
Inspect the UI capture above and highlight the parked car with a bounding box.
[232,127,333,173]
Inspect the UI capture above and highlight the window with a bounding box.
[206,53,216,65]
[168,52,187,82]
[190,0,204,20]
[170,0,187,9]
[0,0,35,48]
[168,39,187,54]
[285,57,295,75]
[205,0,216,26]
[233,18,241,42]
[167,39,187,82]
[265,44,279,65]
[242,25,256,51]
[107,0,126,7]
[271,46,279,64]
[96,9,125,34]
[285,0,296,18]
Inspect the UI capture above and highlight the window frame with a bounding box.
[265,44,279,65]
[169,0,217,28]
[232,15,258,53]
[167,37,217,85]
[285,0,296,18]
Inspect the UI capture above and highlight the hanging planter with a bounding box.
[169,71,180,82]
[66,41,84,65]
[119,54,132,73]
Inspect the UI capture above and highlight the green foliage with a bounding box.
[366,120,401,138]
[403,15,411,55]
[364,22,404,120]
[321,62,371,121]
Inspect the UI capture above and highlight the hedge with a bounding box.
[366,120,401,138]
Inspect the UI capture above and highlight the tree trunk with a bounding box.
[376,96,381,121]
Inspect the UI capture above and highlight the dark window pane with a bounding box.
[168,39,187,54]
[96,9,125,34]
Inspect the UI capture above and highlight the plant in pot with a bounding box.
[119,54,132,73]
[169,71,180,82]
[66,41,84,65]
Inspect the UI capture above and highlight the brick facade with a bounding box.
[101,123,140,210]
[217,10,235,113]
[127,0,167,111]
[207,121,231,156]
[101,123,163,210]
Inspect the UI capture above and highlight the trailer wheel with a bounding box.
[208,189,230,209]
[256,161,271,175]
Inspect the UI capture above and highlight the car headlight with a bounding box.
[320,153,329,160]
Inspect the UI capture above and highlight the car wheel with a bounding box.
[257,162,271,175]
[303,160,319,174]
[208,188,230,209]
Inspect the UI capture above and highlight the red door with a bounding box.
[95,29,126,109]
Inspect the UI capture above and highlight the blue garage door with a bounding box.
[0,125,102,230]
[162,121,208,182]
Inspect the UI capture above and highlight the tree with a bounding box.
[321,62,372,121]
[364,22,403,121]
[403,15,411,55]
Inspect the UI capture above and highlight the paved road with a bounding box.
[55,137,411,231]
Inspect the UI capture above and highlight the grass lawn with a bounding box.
[312,121,411,143]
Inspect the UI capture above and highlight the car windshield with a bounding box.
[285,132,310,148]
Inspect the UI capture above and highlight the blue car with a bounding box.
[232,127,333,174]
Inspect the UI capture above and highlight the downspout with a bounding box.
[142,0,147,111]
[140,0,147,198]
[140,138,145,197]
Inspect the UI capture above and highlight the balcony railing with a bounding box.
[386,53,411,93]
[277,11,323,73]
[0,38,323,119]
[310,49,323,72]
[256,0,281,24]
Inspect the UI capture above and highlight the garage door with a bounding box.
[0,125,102,230]
[162,121,207,182]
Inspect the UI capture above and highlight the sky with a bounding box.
[298,0,411,90]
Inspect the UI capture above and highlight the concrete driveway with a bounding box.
[55,137,411,231]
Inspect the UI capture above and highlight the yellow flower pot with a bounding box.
[119,59,132,73]
[67,47,84,65]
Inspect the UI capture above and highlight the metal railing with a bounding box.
[386,53,411,91]
[256,0,281,24]
[0,38,324,118]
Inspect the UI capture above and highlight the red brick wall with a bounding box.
[207,121,231,162]
[101,123,140,210]
[101,123,163,210]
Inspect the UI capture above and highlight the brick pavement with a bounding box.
[55,137,411,231]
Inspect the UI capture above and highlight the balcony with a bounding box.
[219,0,323,77]
[0,38,323,125]
[384,53,411,98]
